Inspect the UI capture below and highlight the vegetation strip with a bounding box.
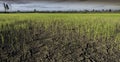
[0,13,120,62]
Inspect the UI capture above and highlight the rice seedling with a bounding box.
[0,13,120,62]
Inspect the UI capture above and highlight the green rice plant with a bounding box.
[0,13,120,62]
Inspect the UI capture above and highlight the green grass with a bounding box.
[0,13,120,62]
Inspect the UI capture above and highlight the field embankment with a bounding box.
[0,13,120,62]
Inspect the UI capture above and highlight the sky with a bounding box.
[1,0,120,1]
[0,0,120,11]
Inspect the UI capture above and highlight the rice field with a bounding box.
[0,13,120,62]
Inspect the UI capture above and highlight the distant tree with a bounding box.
[34,9,37,12]
[102,9,104,12]
[92,9,95,12]
[17,10,20,13]
[3,3,9,12]
[109,9,112,12]
[84,9,89,13]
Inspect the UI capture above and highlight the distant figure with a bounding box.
[3,3,9,12]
